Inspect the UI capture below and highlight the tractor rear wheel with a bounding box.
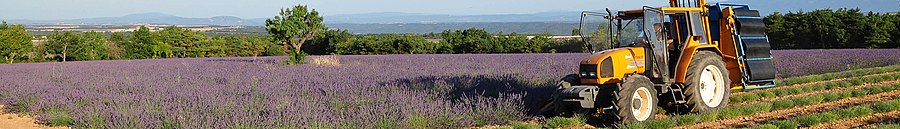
[616,75,658,123]
[684,51,731,112]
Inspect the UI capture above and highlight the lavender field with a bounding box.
[0,49,898,128]
[772,49,900,77]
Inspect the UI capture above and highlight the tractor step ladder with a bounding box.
[668,85,688,104]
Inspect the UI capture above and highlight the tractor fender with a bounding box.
[674,45,721,83]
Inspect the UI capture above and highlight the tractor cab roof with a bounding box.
[616,7,706,19]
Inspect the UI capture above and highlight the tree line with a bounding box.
[302,28,583,55]
[0,25,283,64]
[0,23,583,64]
[764,8,900,49]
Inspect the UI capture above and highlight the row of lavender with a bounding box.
[0,49,897,128]
[0,54,583,128]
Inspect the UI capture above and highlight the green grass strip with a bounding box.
[869,124,900,129]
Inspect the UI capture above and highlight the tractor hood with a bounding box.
[579,47,646,84]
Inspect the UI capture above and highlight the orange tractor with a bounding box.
[540,0,777,123]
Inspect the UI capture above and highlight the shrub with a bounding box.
[698,111,719,122]
[838,90,854,98]
[769,120,799,129]
[869,86,886,94]
[822,82,838,89]
[619,122,647,129]
[719,108,743,119]
[822,92,842,101]
[643,119,675,129]
[873,100,900,112]
[802,84,820,92]
[40,107,74,127]
[793,97,815,106]
[872,124,900,129]
[849,79,865,85]
[285,51,308,65]
[755,124,779,129]
[743,93,762,102]
[806,94,826,104]
[505,121,540,129]
[543,116,585,128]
[674,114,701,126]
[785,87,803,95]
[846,106,874,117]
[759,91,777,98]
[772,90,790,96]
[772,100,795,110]
[731,95,745,103]
[851,89,870,97]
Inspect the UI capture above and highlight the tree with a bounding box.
[125,26,154,59]
[0,21,33,64]
[74,31,109,61]
[157,26,206,58]
[106,32,129,60]
[44,32,80,62]
[266,5,325,64]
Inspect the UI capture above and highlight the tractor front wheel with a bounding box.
[616,75,658,123]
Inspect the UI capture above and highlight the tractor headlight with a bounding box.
[579,64,599,79]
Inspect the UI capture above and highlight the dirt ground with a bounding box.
[0,105,68,129]
[677,89,900,129]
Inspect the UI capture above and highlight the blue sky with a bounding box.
[1,0,704,20]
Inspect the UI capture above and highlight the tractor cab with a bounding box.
[579,7,711,85]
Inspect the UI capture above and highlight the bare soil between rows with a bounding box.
[0,105,69,129]
[676,89,900,129]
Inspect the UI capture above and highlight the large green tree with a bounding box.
[156,26,206,57]
[266,5,325,64]
[0,21,33,64]
[44,32,81,62]
[125,26,154,59]
[73,31,109,61]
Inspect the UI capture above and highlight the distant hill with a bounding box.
[6,13,265,26]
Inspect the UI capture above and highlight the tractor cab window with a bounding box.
[689,12,709,44]
[617,18,645,47]
[579,12,614,52]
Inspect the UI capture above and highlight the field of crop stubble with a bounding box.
[0,49,899,128]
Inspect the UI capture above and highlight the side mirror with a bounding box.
[634,38,650,48]
[692,36,703,41]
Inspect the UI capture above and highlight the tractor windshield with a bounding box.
[580,12,646,53]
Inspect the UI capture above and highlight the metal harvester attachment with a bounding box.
[711,3,777,90]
